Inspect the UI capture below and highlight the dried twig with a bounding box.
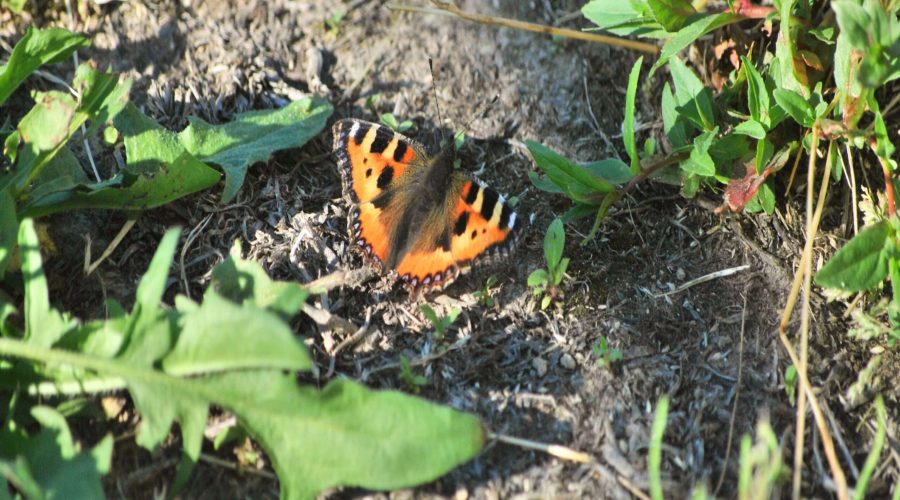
[654,265,750,297]
[84,219,138,276]
[387,1,660,54]
[489,432,592,463]
[778,132,848,500]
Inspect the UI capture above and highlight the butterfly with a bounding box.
[331,118,526,297]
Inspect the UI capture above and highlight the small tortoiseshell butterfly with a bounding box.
[332,118,525,297]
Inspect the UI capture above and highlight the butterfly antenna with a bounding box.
[429,58,448,144]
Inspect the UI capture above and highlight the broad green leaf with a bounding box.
[210,240,308,318]
[544,218,565,269]
[874,110,895,160]
[682,128,717,176]
[647,0,694,32]
[668,57,715,130]
[528,268,550,286]
[1,0,27,13]
[774,0,809,97]
[815,220,892,291]
[741,56,770,127]
[744,181,775,214]
[526,141,615,203]
[0,189,14,279]
[582,1,646,30]
[0,27,88,106]
[162,291,311,376]
[832,1,870,50]
[755,138,775,175]
[6,406,112,499]
[582,159,632,185]
[528,172,566,194]
[653,13,741,73]
[204,374,484,499]
[178,97,333,202]
[72,65,132,139]
[774,89,815,127]
[22,152,220,217]
[661,83,687,147]
[733,120,767,140]
[624,57,644,175]
[1,91,77,194]
[19,219,76,347]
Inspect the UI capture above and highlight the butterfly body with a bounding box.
[332,118,523,297]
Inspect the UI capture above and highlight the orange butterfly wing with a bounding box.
[395,179,523,294]
[332,119,425,267]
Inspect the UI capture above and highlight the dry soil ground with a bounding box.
[2,0,898,498]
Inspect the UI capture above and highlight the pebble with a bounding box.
[532,357,548,377]
[560,353,576,370]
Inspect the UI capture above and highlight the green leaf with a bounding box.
[210,240,308,318]
[733,120,767,140]
[668,57,715,130]
[582,0,646,30]
[745,181,775,215]
[0,189,15,279]
[682,127,717,176]
[162,291,311,376]
[526,141,615,202]
[1,91,77,194]
[2,406,112,499]
[419,304,440,328]
[661,83,687,148]
[832,1,870,50]
[380,113,400,130]
[755,138,775,175]
[624,57,644,175]
[0,27,89,106]
[1,0,27,13]
[582,159,633,185]
[874,110,895,160]
[773,89,815,128]
[72,65,132,139]
[528,269,550,287]
[647,0,695,32]
[815,220,892,291]
[653,13,741,73]
[741,56,770,128]
[544,218,565,270]
[19,219,76,348]
[774,0,809,98]
[179,97,333,202]
[216,375,483,499]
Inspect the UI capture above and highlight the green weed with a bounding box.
[0,219,483,498]
[379,112,413,133]
[592,336,623,369]
[528,218,569,309]
[420,304,461,343]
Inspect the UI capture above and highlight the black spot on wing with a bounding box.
[453,212,470,236]
[464,183,479,205]
[479,188,499,220]
[370,129,393,154]
[436,230,451,252]
[353,123,370,145]
[365,168,372,177]
[499,204,512,229]
[470,230,477,239]
[377,166,394,189]
[393,140,408,162]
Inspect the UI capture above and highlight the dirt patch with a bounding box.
[3,0,896,498]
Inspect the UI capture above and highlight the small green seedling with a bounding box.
[473,276,498,308]
[365,93,382,113]
[324,10,345,35]
[420,304,460,343]
[592,336,623,368]
[399,355,427,391]
[784,364,798,406]
[380,113,413,133]
[528,218,569,309]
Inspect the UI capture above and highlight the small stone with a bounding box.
[676,267,686,280]
[560,353,576,370]
[532,357,548,377]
